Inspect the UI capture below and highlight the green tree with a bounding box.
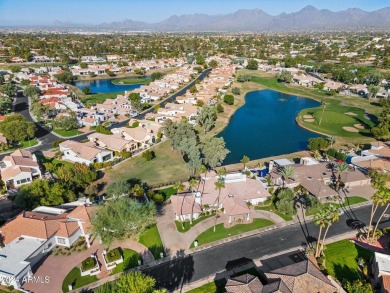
[91,198,156,246]
[240,155,250,169]
[314,209,327,257]
[280,165,295,187]
[202,137,230,169]
[367,84,380,101]
[151,72,164,81]
[246,59,258,70]
[0,83,17,97]
[52,116,78,130]
[307,137,330,152]
[0,97,12,114]
[130,184,145,197]
[189,86,198,94]
[275,188,296,217]
[208,60,218,68]
[129,92,142,112]
[318,205,340,256]
[277,71,293,83]
[196,105,217,134]
[82,86,92,95]
[237,75,251,82]
[55,70,75,84]
[23,85,41,98]
[142,150,155,161]
[343,280,373,293]
[232,87,241,95]
[106,181,130,199]
[195,55,205,65]
[0,114,36,142]
[213,178,225,232]
[223,95,234,105]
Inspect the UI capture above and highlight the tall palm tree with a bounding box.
[314,209,328,258]
[368,188,390,243]
[280,165,295,188]
[319,205,340,256]
[334,162,348,191]
[217,167,227,179]
[199,164,207,182]
[213,179,225,232]
[173,181,185,229]
[319,98,326,125]
[189,179,198,194]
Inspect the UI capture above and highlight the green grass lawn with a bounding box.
[175,213,215,233]
[0,139,38,153]
[81,91,124,105]
[324,239,373,283]
[53,129,83,137]
[255,205,293,221]
[112,77,151,85]
[111,249,141,275]
[104,141,189,187]
[186,281,224,293]
[156,186,177,201]
[305,196,367,216]
[36,155,74,170]
[139,225,165,260]
[62,267,98,293]
[191,218,274,248]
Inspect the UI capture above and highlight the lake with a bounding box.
[218,90,321,165]
[72,79,143,93]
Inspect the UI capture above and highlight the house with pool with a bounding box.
[170,171,271,224]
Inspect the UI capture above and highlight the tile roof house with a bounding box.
[87,133,138,152]
[59,140,114,165]
[270,161,372,201]
[225,273,263,293]
[171,171,271,224]
[0,149,42,189]
[352,141,390,173]
[111,126,156,145]
[0,205,94,289]
[264,260,337,292]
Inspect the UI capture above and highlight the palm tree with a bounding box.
[334,162,348,191]
[318,98,326,125]
[213,179,225,232]
[173,181,185,229]
[280,165,295,188]
[367,188,390,243]
[240,155,250,170]
[189,179,198,194]
[199,164,207,183]
[217,167,227,179]
[130,184,144,197]
[314,209,327,258]
[318,205,340,256]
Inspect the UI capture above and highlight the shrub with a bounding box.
[52,139,65,148]
[81,257,96,271]
[132,121,140,128]
[82,87,91,95]
[152,193,164,204]
[232,87,241,95]
[106,248,122,263]
[216,103,224,113]
[223,95,234,105]
[120,151,131,159]
[95,125,112,134]
[142,150,155,161]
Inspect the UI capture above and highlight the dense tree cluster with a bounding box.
[0,114,36,142]
[371,99,390,140]
[52,115,79,130]
[163,120,229,175]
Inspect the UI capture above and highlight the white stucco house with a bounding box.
[59,140,113,165]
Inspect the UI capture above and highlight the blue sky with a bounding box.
[0,0,388,25]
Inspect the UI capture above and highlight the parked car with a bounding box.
[347,219,365,229]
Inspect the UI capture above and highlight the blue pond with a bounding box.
[218,90,321,165]
[72,79,142,93]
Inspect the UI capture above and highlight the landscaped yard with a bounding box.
[111,249,141,275]
[103,141,189,187]
[190,218,274,248]
[62,267,98,293]
[53,129,83,137]
[255,204,293,221]
[139,225,165,260]
[175,213,215,233]
[324,239,373,283]
[156,186,177,201]
[37,155,74,170]
[0,139,38,153]
[305,196,368,216]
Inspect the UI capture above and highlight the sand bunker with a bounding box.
[354,124,365,129]
[345,112,357,116]
[343,126,359,132]
[304,119,315,122]
[303,115,313,119]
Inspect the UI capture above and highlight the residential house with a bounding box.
[0,205,94,289]
[372,252,390,290]
[171,172,271,224]
[0,149,42,189]
[87,133,138,153]
[59,140,113,165]
[270,161,373,201]
[352,141,390,173]
[111,126,156,146]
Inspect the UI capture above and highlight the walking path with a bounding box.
[157,203,285,254]
[23,238,154,293]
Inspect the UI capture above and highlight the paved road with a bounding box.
[0,69,212,160]
[142,204,388,291]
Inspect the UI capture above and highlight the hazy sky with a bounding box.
[0,0,388,25]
